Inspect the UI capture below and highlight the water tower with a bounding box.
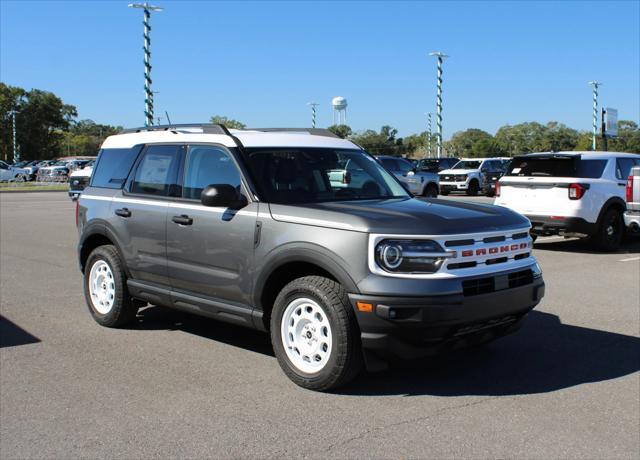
[332,96,348,125]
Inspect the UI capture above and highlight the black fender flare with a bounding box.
[252,243,360,310]
[78,222,130,277]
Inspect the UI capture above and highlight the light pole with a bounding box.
[424,112,433,157]
[128,3,163,127]
[588,81,601,151]
[307,102,319,128]
[429,51,449,158]
[8,110,18,163]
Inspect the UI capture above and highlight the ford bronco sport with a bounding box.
[77,124,545,391]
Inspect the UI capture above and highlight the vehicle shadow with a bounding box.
[0,315,41,348]
[338,311,640,397]
[534,237,640,255]
[131,305,274,357]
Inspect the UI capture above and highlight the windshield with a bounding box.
[53,160,68,166]
[452,160,481,170]
[417,159,439,170]
[507,157,607,178]
[245,148,409,204]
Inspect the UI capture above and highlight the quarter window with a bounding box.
[92,147,141,189]
[616,158,638,180]
[130,145,181,196]
[182,145,241,200]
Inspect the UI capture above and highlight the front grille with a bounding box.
[462,269,533,296]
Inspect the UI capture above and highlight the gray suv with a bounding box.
[77,124,545,391]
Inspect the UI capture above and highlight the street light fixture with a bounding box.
[429,51,449,158]
[128,3,163,127]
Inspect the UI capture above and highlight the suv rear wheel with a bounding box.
[83,245,139,327]
[592,208,624,251]
[423,183,438,198]
[270,275,362,391]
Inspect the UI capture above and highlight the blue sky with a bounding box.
[1,0,639,138]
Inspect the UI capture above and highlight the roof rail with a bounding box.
[119,123,231,135]
[245,128,339,138]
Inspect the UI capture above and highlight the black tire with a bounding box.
[270,275,362,391]
[83,245,139,328]
[530,233,538,243]
[485,188,495,197]
[440,190,449,196]
[423,183,438,198]
[592,208,624,251]
[466,180,479,196]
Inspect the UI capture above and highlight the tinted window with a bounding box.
[0,162,8,170]
[245,148,408,204]
[616,158,638,180]
[91,148,140,189]
[397,159,413,174]
[130,145,180,196]
[507,157,607,178]
[182,146,241,200]
[380,158,397,171]
[453,160,481,169]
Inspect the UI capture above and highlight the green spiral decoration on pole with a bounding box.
[129,3,163,127]
[430,52,448,158]
[588,81,601,151]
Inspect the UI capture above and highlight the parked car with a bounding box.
[481,159,510,197]
[37,160,71,182]
[624,165,640,235]
[376,155,440,197]
[439,158,506,196]
[416,157,460,173]
[0,160,29,182]
[76,123,544,391]
[494,151,640,250]
[68,160,95,199]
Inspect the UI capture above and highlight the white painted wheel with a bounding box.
[280,297,333,374]
[88,260,116,314]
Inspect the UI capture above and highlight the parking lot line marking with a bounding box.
[618,257,640,262]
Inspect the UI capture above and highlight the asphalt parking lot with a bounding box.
[1,192,638,459]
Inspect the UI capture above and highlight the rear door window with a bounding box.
[130,145,181,196]
[507,157,607,179]
[91,147,141,189]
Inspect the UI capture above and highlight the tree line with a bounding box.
[1,83,638,162]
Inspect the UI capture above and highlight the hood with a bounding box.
[439,168,477,175]
[269,198,529,235]
[70,167,93,178]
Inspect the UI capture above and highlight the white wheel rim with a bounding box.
[280,297,333,374]
[88,260,116,314]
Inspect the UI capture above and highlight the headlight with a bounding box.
[532,262,543,279]
[374,239,452,274]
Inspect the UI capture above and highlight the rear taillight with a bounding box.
[75,200,79,226]
[344,171,351,184]
[495,181,500,197]
[568,183,586,200]
[626,175,633,203]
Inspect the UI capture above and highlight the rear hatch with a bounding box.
[495,154,608,215]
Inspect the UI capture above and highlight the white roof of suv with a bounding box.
[517,151,639,160]
[101,126,359,151]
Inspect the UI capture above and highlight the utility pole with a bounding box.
[8,110,18,163]
[307,102,319,128]
[128,3,163,127]
[429,52,449,158]
[601,108,608,152]
[588,81,601,151]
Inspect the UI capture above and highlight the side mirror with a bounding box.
[201,184,246,208]
[407,169,416,176]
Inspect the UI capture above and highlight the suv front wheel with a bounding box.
[270,275,362,391]
[83,245,139,327]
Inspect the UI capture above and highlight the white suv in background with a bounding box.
[439,158,505,196]
[495,152,640,251]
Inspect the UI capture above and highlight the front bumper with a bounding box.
[526,215,596,237]
[439,181,469,192]
[349,273,544,367]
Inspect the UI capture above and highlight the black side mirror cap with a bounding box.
[201,184,246,208]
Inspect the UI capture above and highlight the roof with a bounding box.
[517,151,640,159]
[101,125,359,151]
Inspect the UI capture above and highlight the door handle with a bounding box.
[618,183,627,187]
[172,215,193,226]
[115,208,131,218]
